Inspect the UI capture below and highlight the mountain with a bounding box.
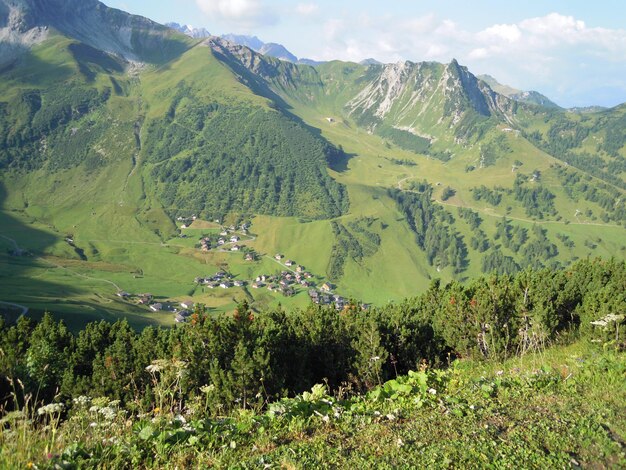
[165,22,210,39]
[258,42,297,62]
[478,74,561,109]
[220,33,264,51]
[219,33,300,62]
[360,58,382,66]
[0,0,189,65]
[0,0,625,324]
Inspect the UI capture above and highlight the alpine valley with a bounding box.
[1,0,625,329]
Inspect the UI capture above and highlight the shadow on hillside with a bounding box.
[0,45,75,86]
[328,147,356,173]
[0,183,84,320]
[0,183,166,333]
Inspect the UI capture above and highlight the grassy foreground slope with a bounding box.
[1,342,623,468]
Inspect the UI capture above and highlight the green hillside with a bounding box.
[0,0,625,326]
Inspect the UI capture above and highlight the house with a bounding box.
[217,238,225,245]
[116,291,130,298]
[281,287,295,297]
[320,283,333,292]
[181,224,189,229]
[234,280,244,287]
[206,282,217,289]
[231,245,241,251]
[180,300,194,309]
[245,253,254,261]
[274,254,283,260]
[175,313,186,323]
[252,282,265,289]
[296,265,305,273]
[138,294,153,305]
[304,272,313,279]
[285,259,294,267]
[230,235,240,243]
[300,280,311,287]
[220,281,232,289]
[220,231,228,236]
[149,303,163,312]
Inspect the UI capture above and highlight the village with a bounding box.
[112,219,367,323]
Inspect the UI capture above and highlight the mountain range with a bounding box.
[0,0,624,326]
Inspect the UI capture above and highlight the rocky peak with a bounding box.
[0,0,183,64]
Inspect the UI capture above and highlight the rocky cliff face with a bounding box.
[0,0,188,64]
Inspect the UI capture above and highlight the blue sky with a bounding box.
[107,0,626,108]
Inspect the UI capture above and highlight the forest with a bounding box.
[145,83,348,221]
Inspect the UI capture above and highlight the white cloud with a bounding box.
[478,24,521,43]
[296,3,319,16]
[303,11,626,106]
[195,0,277,29]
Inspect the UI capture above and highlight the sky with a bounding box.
[107,0,626,108]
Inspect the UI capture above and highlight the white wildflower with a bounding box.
[37,403,64,416]
[73,396,91,407]
[99,407,116,421]
[428,388,437,395]
[397,438,404,447]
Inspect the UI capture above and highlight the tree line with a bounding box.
[1,258,623,416]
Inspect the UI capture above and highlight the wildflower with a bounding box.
[89,406,100,414]
[153,407,160,414]
[428,388,437,395]
[37,403,64,416]
[496,370,504,376]
[397,438,405,448]
[145,363,162,373]
[99,407,116,421]
[386,413,396,421]
[200,384,215,394]
[90,422,98,428]
[26,463,34,469]
[73,396,91,407]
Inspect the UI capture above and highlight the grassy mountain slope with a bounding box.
[0,1,625,325]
